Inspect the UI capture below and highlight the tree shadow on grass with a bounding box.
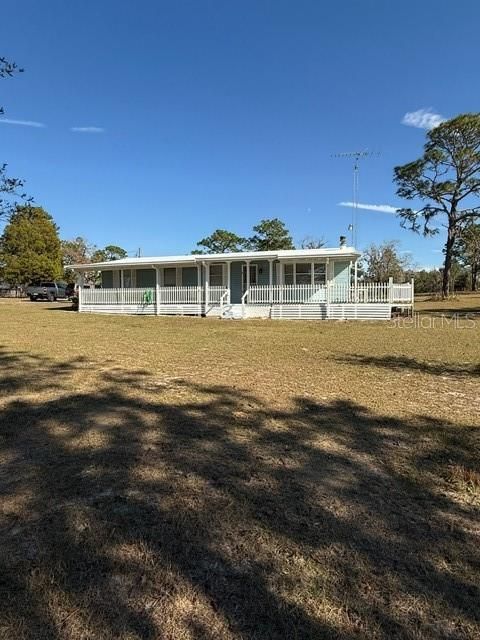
[0,348,479,639]
[417,305,480,318]
[334,353,480,377]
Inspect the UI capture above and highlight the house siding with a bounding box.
[333,261,350,283]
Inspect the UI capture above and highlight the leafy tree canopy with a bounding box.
[394,113,480,296]
[247,218,295,251]
[91,244,128,262]
[193,229,246,254]
[0,206,62,286]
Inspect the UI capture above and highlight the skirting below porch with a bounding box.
[78,301,394,320]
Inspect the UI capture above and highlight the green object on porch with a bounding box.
[143,289,153,304]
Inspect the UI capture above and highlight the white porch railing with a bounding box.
[79,281,414,309]
[81,287,156,305]
[159,286,202,304]
[80,286,232,306]
[248,284,328,304]
[247,281,414,305]
[206,286,227,304]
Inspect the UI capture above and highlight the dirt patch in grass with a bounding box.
[0,299,479,639]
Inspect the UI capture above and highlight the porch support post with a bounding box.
[268,259,273,303]
[204,262,209,309]
[155,267,160,315]
[226,261,231,304]
[348,260,352,303]
[245,260,250,304]
[77,272,84,312]
[354,260,358,302]
[197,263,202,304]
[120,269,125,307]
[279,262,284,303]
[326,258,331,314]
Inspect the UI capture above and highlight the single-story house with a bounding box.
[72,241,414,320]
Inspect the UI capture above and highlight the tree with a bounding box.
[248,218,294,251]
[91,245,128,262]
[394,113,480,297]
[454,223,480,290]
[362,241,411,282]
[61,237,94,284]
[411,269,443,294]
[62,237,93,266]
[0,207,62,286]
[193,229,247,254]
[1,56,31,220]
[300,236,326,249]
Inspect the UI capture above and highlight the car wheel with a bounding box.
[47,292,55,302]
[30,295,35,302]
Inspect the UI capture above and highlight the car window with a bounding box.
[41,282,55,287]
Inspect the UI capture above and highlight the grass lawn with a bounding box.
[0,298,479,639]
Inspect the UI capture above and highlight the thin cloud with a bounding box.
[401,108,446,130]
[70,126,105,133]
[0,118,46,128]
[338,201,398,214]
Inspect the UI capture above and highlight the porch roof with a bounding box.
[71,246,360,271]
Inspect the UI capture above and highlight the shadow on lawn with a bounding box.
[335,353,480,377]
[0,348,479,639]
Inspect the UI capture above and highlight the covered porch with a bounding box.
[73,248,414,320]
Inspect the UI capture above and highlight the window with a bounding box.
[282,262,327,285]
[295,263,311,285]
[313,263,326,284]
[164,268,176,286]
[284,264,294,285]
[210,264,224,287]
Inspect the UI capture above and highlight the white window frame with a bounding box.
[281,261,327,285]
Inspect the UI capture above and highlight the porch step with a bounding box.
[220,304,244,319]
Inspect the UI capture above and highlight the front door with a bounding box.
[242,264,258,292]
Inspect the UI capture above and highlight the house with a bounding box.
[72,241,414,320]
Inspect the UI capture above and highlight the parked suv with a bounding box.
[26,281,68,302]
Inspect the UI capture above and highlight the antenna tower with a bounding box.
[332,149,379,247]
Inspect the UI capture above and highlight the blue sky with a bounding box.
[1,0,479,267]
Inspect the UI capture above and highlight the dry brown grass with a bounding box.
[0,298,479,639]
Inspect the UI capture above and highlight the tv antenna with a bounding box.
[332,149,380,247]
